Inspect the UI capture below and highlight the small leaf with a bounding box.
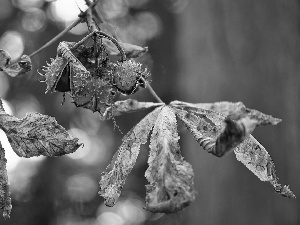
[0,143,11,220]
[145,106,197,213]
[235,136,295,198]
[102,39,148,58]
[0,111,82,157]
[101,99,164,120]
[171,100,281,126]
[99,106,163,207]
[0,54,32,77]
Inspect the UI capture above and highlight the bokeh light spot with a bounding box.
[97,212,124,225]
[50,0,88,22]
[65,173,98,202]
[13,95,44,118]
[0,31,24,61]
[12,0,44,9]
[22,7,46,32]
[102,0,128,19]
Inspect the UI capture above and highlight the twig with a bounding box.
[147,84,164,103]
[29,19,82,58]
[28,0,101,58]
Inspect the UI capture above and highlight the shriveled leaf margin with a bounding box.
[170,101,295,198]
[99,106,163,207]
[145,106,197,213]
[0,111,82,158]
[0,142,11,220]
[173,107,257,157]
[171,100,281,126]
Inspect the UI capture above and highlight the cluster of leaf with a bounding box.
[0,8,295,219]
[98,99,295,214]
[39,31,150,119]
[0,99,82,219]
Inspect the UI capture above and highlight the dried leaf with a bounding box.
[173,107,257,157]
[235,136,295,198]
[101,99,164,120]
[99,107,163,207]
[0,111,82,158]
[145,106,196,213]
[171,100,281,126]
[102,39,148,58]
[171,101,294,198]
[0,52,32,77]
[0,143,11,220]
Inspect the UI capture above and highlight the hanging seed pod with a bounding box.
[112,60,150,95]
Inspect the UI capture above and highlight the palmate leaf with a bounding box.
[0,111,82,158]
[170,100,295,198]
[0,143,11,220]
[145,106,197,213]
[99,106,163,207]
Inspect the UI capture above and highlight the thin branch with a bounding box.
[147,84,164,103]
[29,19,82,58]
[28,0,101,58]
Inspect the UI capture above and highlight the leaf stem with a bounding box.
[147,84,164,103]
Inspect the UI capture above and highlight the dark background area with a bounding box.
[0,0,299,225]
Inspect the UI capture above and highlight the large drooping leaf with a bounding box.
[235,136,295,198]
[145,106,197,213]
[170,101,295,198]
[99,106,163,207]
[0,111,82,158]
[0,50,32,77]
[0,143,11,220]
[100,99,164,120]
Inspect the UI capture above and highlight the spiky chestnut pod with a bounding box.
[112,60,150,95]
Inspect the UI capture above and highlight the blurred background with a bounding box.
[0,0,299,224]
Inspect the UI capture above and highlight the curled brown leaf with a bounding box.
[99,107,163,207]
[0,111,82,158]
[145,106,197,213]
